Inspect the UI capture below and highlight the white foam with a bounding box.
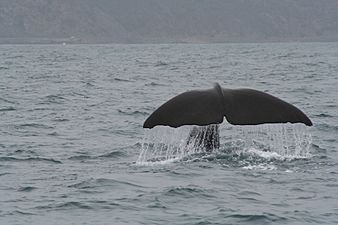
[135,157,181,166]
[242,164,277,170]
[247,147,283,159]
[246,147,311,160]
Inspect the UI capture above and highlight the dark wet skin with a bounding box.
[186,124,220,152]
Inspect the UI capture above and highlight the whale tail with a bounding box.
[143,83,312,128]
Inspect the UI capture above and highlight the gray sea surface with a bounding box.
[0,43,338,225]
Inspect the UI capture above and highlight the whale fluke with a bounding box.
[143,83,312,128]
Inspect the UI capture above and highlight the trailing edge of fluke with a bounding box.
[143,83,312,129]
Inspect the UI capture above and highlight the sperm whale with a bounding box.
[143,83,312,150]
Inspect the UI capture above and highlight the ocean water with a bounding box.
[0,43,337,225]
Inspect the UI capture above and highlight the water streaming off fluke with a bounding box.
[227,124,313,159]
[137,124,312,165]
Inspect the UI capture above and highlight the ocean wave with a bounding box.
[3,210,36,216]
[98,150,127,158]
[315,113,334,118]
[145,82,166,86]
[67,155,93,160]
[55,202,92,210]
[0,106,16,112]
[0,97,17,104]
[6,55,24,59]
[237,190,262,196]
[40,94,67,104]
[317,123,338,132]
[225,213,287,223]
[47,131,60,136]
[154,61,169,67]
[15,123,54,129]
[114,78,132,82]
[35,200,122,211]
[36,202,92,210]
[68,150,127,161]
[0,156,62,164]
[17,186,37,192]
[0,172,11,177]
[163,186,215,199]
[147,201,167,209]
[68,178,145,189]
[117,109,148,116]
[51,118,70,122]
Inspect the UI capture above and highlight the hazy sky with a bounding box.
[0,0,338,43]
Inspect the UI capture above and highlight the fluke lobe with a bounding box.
[143,83,312,129]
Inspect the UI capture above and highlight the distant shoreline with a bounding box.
[1,37,338,45]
